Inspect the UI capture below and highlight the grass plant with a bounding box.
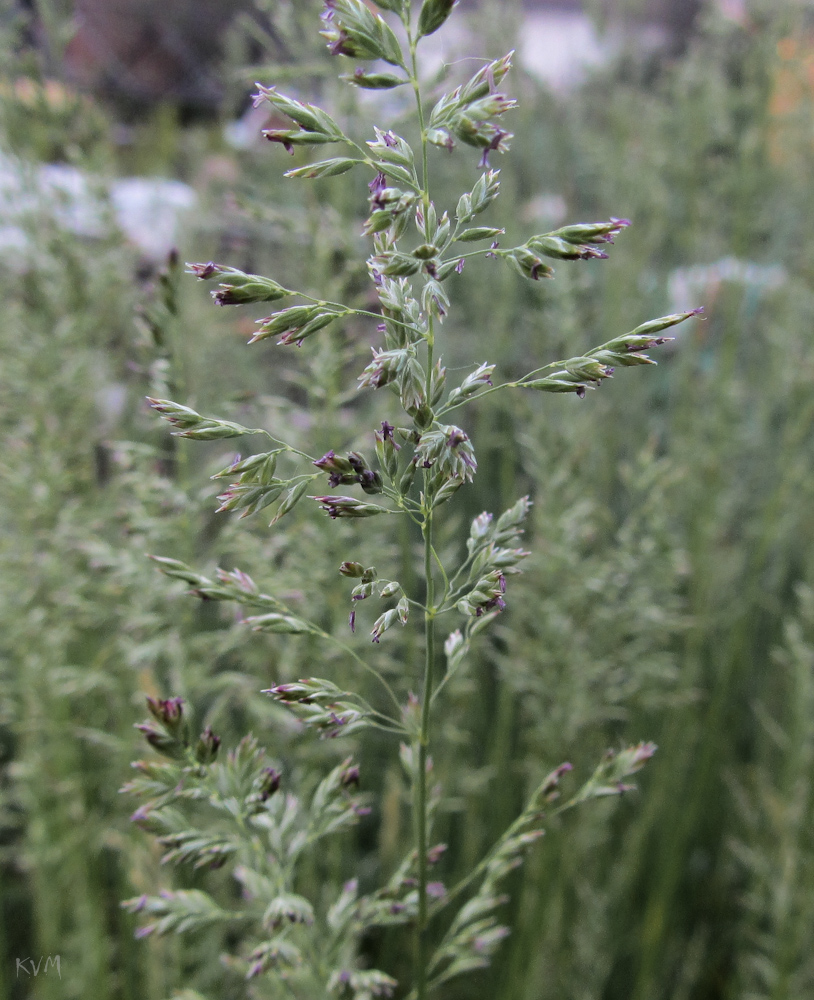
[122,3,698,998]
[2,2,814,998]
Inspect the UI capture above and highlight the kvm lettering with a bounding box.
[17,955,61,979]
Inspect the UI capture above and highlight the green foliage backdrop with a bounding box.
[2,1,814,997]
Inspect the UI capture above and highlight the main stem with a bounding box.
[416,503,435,1000]
[409,32,431,239]
[409,24,435,998]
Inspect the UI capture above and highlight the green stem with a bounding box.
[408,34,430,238]
[407,24,437,999]
[298,294,426,340]
[436,380,514,417]
[256,433,316,463]
[437,358,585,419]
[432,787,589,920]
[415,496,436,1000]
[321,632,404,716]
[430,543,450,602]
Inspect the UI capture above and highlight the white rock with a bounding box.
[668,257,787,315]
[109,177,197,260]
[0,151,197,263]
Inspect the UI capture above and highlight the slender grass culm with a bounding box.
[123,2,701,996]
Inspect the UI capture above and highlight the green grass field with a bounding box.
[2,2,814,997]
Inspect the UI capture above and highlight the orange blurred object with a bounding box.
[769,33,814,164]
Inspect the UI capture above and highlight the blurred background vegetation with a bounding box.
[2,0,814,997]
